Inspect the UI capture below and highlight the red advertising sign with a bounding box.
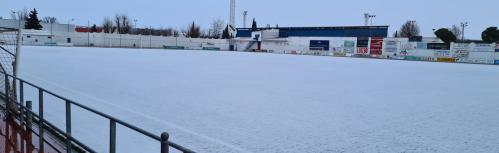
[370,37,383,55]
[357,47,369,55]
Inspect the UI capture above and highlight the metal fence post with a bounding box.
[26,100,34,153]
[26,101,32,129]
[19,80,25,153]
[161,132,169,153]
[110,120,116,153]
[20,80,24,124]
[4,73,10,112]
[66,100,72,153]
[39,89,45,153]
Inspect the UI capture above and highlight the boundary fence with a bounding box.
[0,71,195,153]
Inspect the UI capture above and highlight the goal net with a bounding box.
[0,27,21,101]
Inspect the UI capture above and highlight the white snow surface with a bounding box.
[18,46,499,153]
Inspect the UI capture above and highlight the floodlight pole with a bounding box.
[460,22,468,41]
[88,20,90,47]
[68,19,74,32]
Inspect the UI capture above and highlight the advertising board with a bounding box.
[451,43,471,62]
[343,41,356,56]
[310,40,330,51]
[356,47,369,55]
[370,38,383,55]
[437,58,456,63]
[468,43,495,64]
[427,43,450,50]
[434,50,452,58]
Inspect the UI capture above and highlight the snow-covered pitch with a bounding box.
[19,46,499,153]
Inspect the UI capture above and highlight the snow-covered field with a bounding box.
[18,46,499,153]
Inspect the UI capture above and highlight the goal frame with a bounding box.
[0,27,21,77]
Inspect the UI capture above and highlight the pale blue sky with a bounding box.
[2,0,498,39]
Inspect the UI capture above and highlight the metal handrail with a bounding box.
[1,71,195,153]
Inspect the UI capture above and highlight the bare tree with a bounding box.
[114,14,132,34]
[42,16,57,23]
[102,17,116,33]
[399,21,420,38]
[12,9,29,20]
[450,25,462,40]
[208,19,225,39]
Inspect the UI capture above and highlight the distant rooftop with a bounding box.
[236,25,389,38]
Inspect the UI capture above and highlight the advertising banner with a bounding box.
[356,47,369,55]
[357,37,369,47]
[310,40,330,51]
[451,43,471,62]
[427,43,450,50]
[383,40,398,53]
[434,50,452,58]
[332,47,346,56]
[343,41,356,56]
[437,58,456,63]
[468,43,495,64]
[370,38,383,55]
[417,43,427,49]
[472,43,495,52]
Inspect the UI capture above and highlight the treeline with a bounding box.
[393,20,499,43]
[100,14,233,39]
[14,8,234,39]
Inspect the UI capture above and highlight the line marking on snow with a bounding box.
[21,73,253,153]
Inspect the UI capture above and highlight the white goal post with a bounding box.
[0,27,22,101]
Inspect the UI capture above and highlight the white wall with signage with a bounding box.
[382,38,409,59]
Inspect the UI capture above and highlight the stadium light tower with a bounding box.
[68,18,75,32]
[364,13,376,26]
[230,0,236,28]
[460,22,469,41]
[243,11,248,28]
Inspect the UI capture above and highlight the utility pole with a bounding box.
[87,20,90,47]
[133,19,138,34]
[150,26,152,48]
[460,22,469,41]
[229,0,236,51]
[68,18,74,32]
[230,0,236,28]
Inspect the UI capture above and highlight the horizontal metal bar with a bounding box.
[6,97,97,153]
[1,71,196,153]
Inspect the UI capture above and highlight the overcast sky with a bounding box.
[2,0,498,39]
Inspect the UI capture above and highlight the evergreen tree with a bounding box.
[222,25,230,39]
[25,8,43,30]
[393,31,399,37]
[481,27,499,43]
[252,18,257,31]
[187,22,201,38]
[434,28,457,44]
[90,24,98,33]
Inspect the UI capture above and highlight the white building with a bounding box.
[0,19,76,34]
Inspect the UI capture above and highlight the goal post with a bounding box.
[0,27,21,106]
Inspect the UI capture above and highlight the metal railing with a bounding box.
[1,71,195,153]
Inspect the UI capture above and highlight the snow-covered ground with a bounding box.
[18,46,499,153]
